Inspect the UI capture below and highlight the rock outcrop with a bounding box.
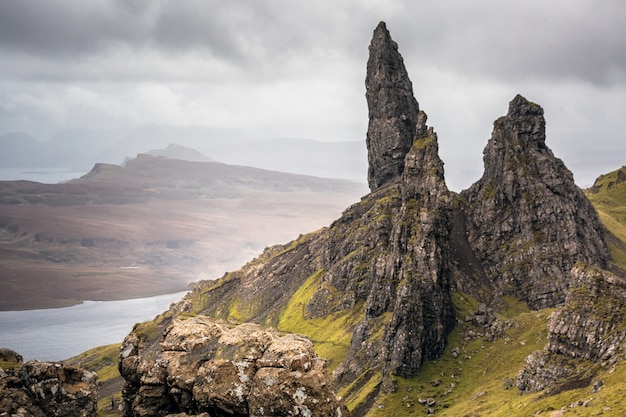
[460,95,610,309]
[119,317,348,417]
[0,352,98,417]
[366,21,420,191]
[517,264,626,393]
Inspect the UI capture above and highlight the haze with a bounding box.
[1,0,625,190]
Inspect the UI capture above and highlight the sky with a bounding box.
[1,0,625,190]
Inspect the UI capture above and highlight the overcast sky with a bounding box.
[1,0,625,190]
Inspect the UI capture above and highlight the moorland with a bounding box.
[0,153,367,310]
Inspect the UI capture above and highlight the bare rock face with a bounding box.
[366,21,420,191]
[119,317,349,417]
[0,356,98,417]
[517,264,626,393]
[460,95,610,309]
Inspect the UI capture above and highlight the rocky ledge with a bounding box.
[0,348,98,417]
[517,264,626,394]
[119,316,349,417]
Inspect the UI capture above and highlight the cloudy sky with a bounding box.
[1,0,625,190]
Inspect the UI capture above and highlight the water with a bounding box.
[0,167,87,184]
[0,291,187,362]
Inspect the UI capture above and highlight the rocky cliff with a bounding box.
[517,264,626,394]
[0,348,98,417]
[460,95,610,309]
[117,22,626,417]
[118,318,348,417]
[366,22,420,191]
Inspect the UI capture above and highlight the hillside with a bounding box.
[113,23,626,417]
[585,166,626,270]
[0,154,366,310]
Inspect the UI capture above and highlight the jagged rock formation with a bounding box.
[517,264,626,393]
[0,351,98,417]
[118,317,348,417]
[460,95,610,309]
[366,21,420,191]
[120,22,457,415]
[117,22,626,415]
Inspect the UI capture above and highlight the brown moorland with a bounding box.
[0,154,367,310]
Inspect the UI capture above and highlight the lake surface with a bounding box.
[0,167,87,184]
[0,291,187,362]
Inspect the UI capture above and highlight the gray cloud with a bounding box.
[0,0,625,189]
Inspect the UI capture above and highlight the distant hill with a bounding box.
[0,154,367,310]
[145,143,214,162]
[0,128,367,183]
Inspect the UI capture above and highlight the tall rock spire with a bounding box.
[366,21,420,191]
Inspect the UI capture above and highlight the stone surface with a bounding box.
[0,357,98,417]
[0,347,23,364]
[460,95,610,309]
[119,317,349,417]
[365,21,420,191]
[517,265,626,393]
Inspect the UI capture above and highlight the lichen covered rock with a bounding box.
[0,355,98,417]
[517,264,626,393]
[119,317,349,417]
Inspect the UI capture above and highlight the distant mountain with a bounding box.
[0,127,366,183]
[145,143,214,162]
[0,132,45,167]
[207,138,367,182]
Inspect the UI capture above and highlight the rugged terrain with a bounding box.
[2,21,626,417]
[0,155,366,310]
[113,22,626,417]
[0,348,99,417]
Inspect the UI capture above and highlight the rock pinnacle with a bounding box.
[366,21,420,191]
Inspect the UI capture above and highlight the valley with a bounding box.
[0,154,367,310]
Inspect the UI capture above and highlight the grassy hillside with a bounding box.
[585,165,626,270]
[355,293,626,417]
[63,344,123,417]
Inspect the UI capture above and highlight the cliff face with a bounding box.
[118,22,625,416]
[461,95,610,309]
[517,264,626,393]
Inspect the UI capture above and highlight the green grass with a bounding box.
[585,166,626,270]
[63,344,123,417]
[277,269,363,373]
[0,360,22,370]
[362,293,553,416]
[356,288,626,417]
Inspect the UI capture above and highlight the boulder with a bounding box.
[119,317,349,417]
[0,355,98,417]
